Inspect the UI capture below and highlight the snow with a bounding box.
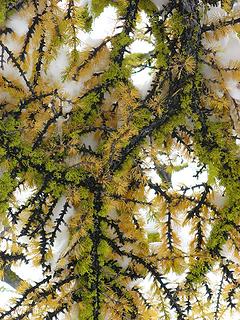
[9,192,75,283]
[216,33,240,68]
[107,208,118,220]
[202,6,240,103]
[6,15,29,37]
[69,304,80,319]
[221,242,240,264]
[46,47,69,83]
[151,0,169,10]
[131,68,153,97]
[171,163,208,191]
[3,37,22,53]
[201,6,230,53]
[0,282,19,308]
[203,6,227,25]
[233,1,240,11]
[210,184,226,208]
[179,223,192,252]
[225,78,240,100]
[129,11,154,97]
[201,32,229,51]
[80,132,99,151]
[126,278,142,290]
[64,154,81,167]
[130,40,154,54]
[0,50,28,91]
[62,80,83,99]
[50,196,75,269]
[62,100,73,114]
[91,6,118,38]
[201,63,218,80]
[11,262,43,284]
[117,256,131,269]
[79,0,92,8]
[13,184,33,206]
[77,6,118,50]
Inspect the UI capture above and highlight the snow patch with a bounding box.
[131,69,153,98]
[225,78,240,100]
[211,190,226,208]
[46,47,69,83]
[202,9,240,103]
[202,32,229,51]
[151,0,169,10]
[65,154,81,167]
[130,40,154,54]
[171,163,207,191]
[210,183,226,208]
[11,263,43,284]
[77,6,118,50]
[117,256,131,269]
[79,0,92,7]
[62,80,83,98]
[80,132,98,151]
[108,208,118,220]
[216,33,240,67]
[50,196,75,269]
[203,6,227,25]
[0,282,19,307]
[233,2,240,11]
[3,37,22,53]
[6,16,29,37]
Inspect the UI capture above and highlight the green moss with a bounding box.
[78,306,93,320]
[207,222,231,251]
[82,92,101,111]
[150,19,170,68]
[139,0,158,14]
[45,181,65,198]
[191,109,240,256]
[187,260,211,283]
[102,63,123,82]
[65,168,85,184]
[168,10,186,36]
[123,52,148,70]
[0,0,20,24]
[0,147,6,157]
[30,150,46,165]
[111,33,132,56]
[79,186,91,200]
[20,167,43,187]
[76,5,93,32]
[181,81,194,112]
[0,172,15,201]
[70,109,85,127]
[98,240,111,264]
[76,255,92,276]
[0,2,7,24]
[45,160,59,173]
[152,113,185,148]
[91,0,111,17]
[132,108,152,129]
[155,40,169,68]
[207,163,218,185]
[148,232,160,243]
